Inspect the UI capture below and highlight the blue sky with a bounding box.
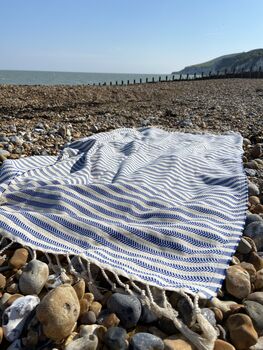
[1,0,262,73]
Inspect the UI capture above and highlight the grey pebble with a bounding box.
[244,221,263,250]
[244,300,263,334]
[104,327,128,350]
[130,332,164,350]
[107,293,142,329]
[19,259,49,295]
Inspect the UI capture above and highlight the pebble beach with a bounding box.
[0,78,263,350]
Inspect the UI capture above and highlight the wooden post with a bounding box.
[127,80,129,85]
[201,72,204,79]
[209,71,211,78]
[152,77,154,83]
[134,79,136,84]
[99,82,101,86]
[172,75,175,81]
[146,77,148,83]
[166,75,168,81]
[193,73,196,79]
[140,78,142,84]
[159,76,161,82]
[116,81,118,85]
[186,74,189,80]
[110,81,112,86]
[121,80,124,85]
[179,74,182,80]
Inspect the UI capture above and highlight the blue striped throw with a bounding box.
[0,127,247,298]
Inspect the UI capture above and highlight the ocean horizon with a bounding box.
[0,70,178,86]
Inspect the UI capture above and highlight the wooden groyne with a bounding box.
[93,67,263,86]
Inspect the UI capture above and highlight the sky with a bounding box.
[0,0,263,74]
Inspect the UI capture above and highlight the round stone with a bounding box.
[36,284,80,341]
[245,213,262,226]
[19,259,49,295]
[200,308,216,326]
[65,334,98,350]
[237,237,253,254]
[227,313,258,350]
[163,337,194,350]
[255,269,263,290]
[107,293,142,329]
[73,279,85,300]
[79,310,97,325]
[247,291,263,305]
[248,252,263,271]
[214,339,236,350]
[2,295,40,342]
[244,221,263,250]
[226,265,251,299]
[9,248,28,270]
[0,273,6,290]
[104,327,128,350]
[130,332,164,350]
[244,300,263,334]
[248,183,260,196]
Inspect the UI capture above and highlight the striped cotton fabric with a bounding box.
[0,127,247,298]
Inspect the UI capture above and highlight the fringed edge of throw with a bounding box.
[0,235,217,350]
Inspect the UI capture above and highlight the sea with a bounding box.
[0,70,179,86]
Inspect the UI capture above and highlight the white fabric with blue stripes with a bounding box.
[0,127,247,298]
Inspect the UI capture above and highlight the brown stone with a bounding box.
[254,204,263,214]
[255,269,263,290]
[36,284,80,341]
[227,313,258,350]
[251,144,263,159]
[163,337,195,350]
[214,339,235,350]
[8,248,28,269]
[249,196,261,206]
[239,262,257,283]
[83,292,94,307]
[73,279,85,300]
[79,298,89,316]
[0,326,3,345]
[4,293,23,307]
[248,252,263,271]
[89,301,102,317]
[102,313,120,328]
[0,274,6,290]
[226,265,251,299]
[211,307,223,322]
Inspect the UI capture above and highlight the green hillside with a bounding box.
[173,49,263,74]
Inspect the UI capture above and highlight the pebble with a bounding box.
[2,295,40,342]
[244,300,263,334]
[104,327,128,350]
[255,268,263,289]
[18,259,49,295]
[89,301,102,317]
[245,213,262,226]
[200,307,217,326]
[247,291,263,305]
[79,310,97,325]
[65,334,98,350]
[237,237,253,254]
[209,297,238,313]
[226,265,251,299]
[227,313,258,350]
[248,252,263,271]
[244,221,263,250]
[101,312,120,328]
[36,284,80,341]
[0,326,3,344]
[8,248,28,270]
[130,332,164,350]
[248,182,260,196]
[107,293,142,329]
[140,303,158,324]
[0,273,6,290]
[213,339,236,350]
[177,297,194,327]
[163,337,194,350]
[239,262,257,282]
